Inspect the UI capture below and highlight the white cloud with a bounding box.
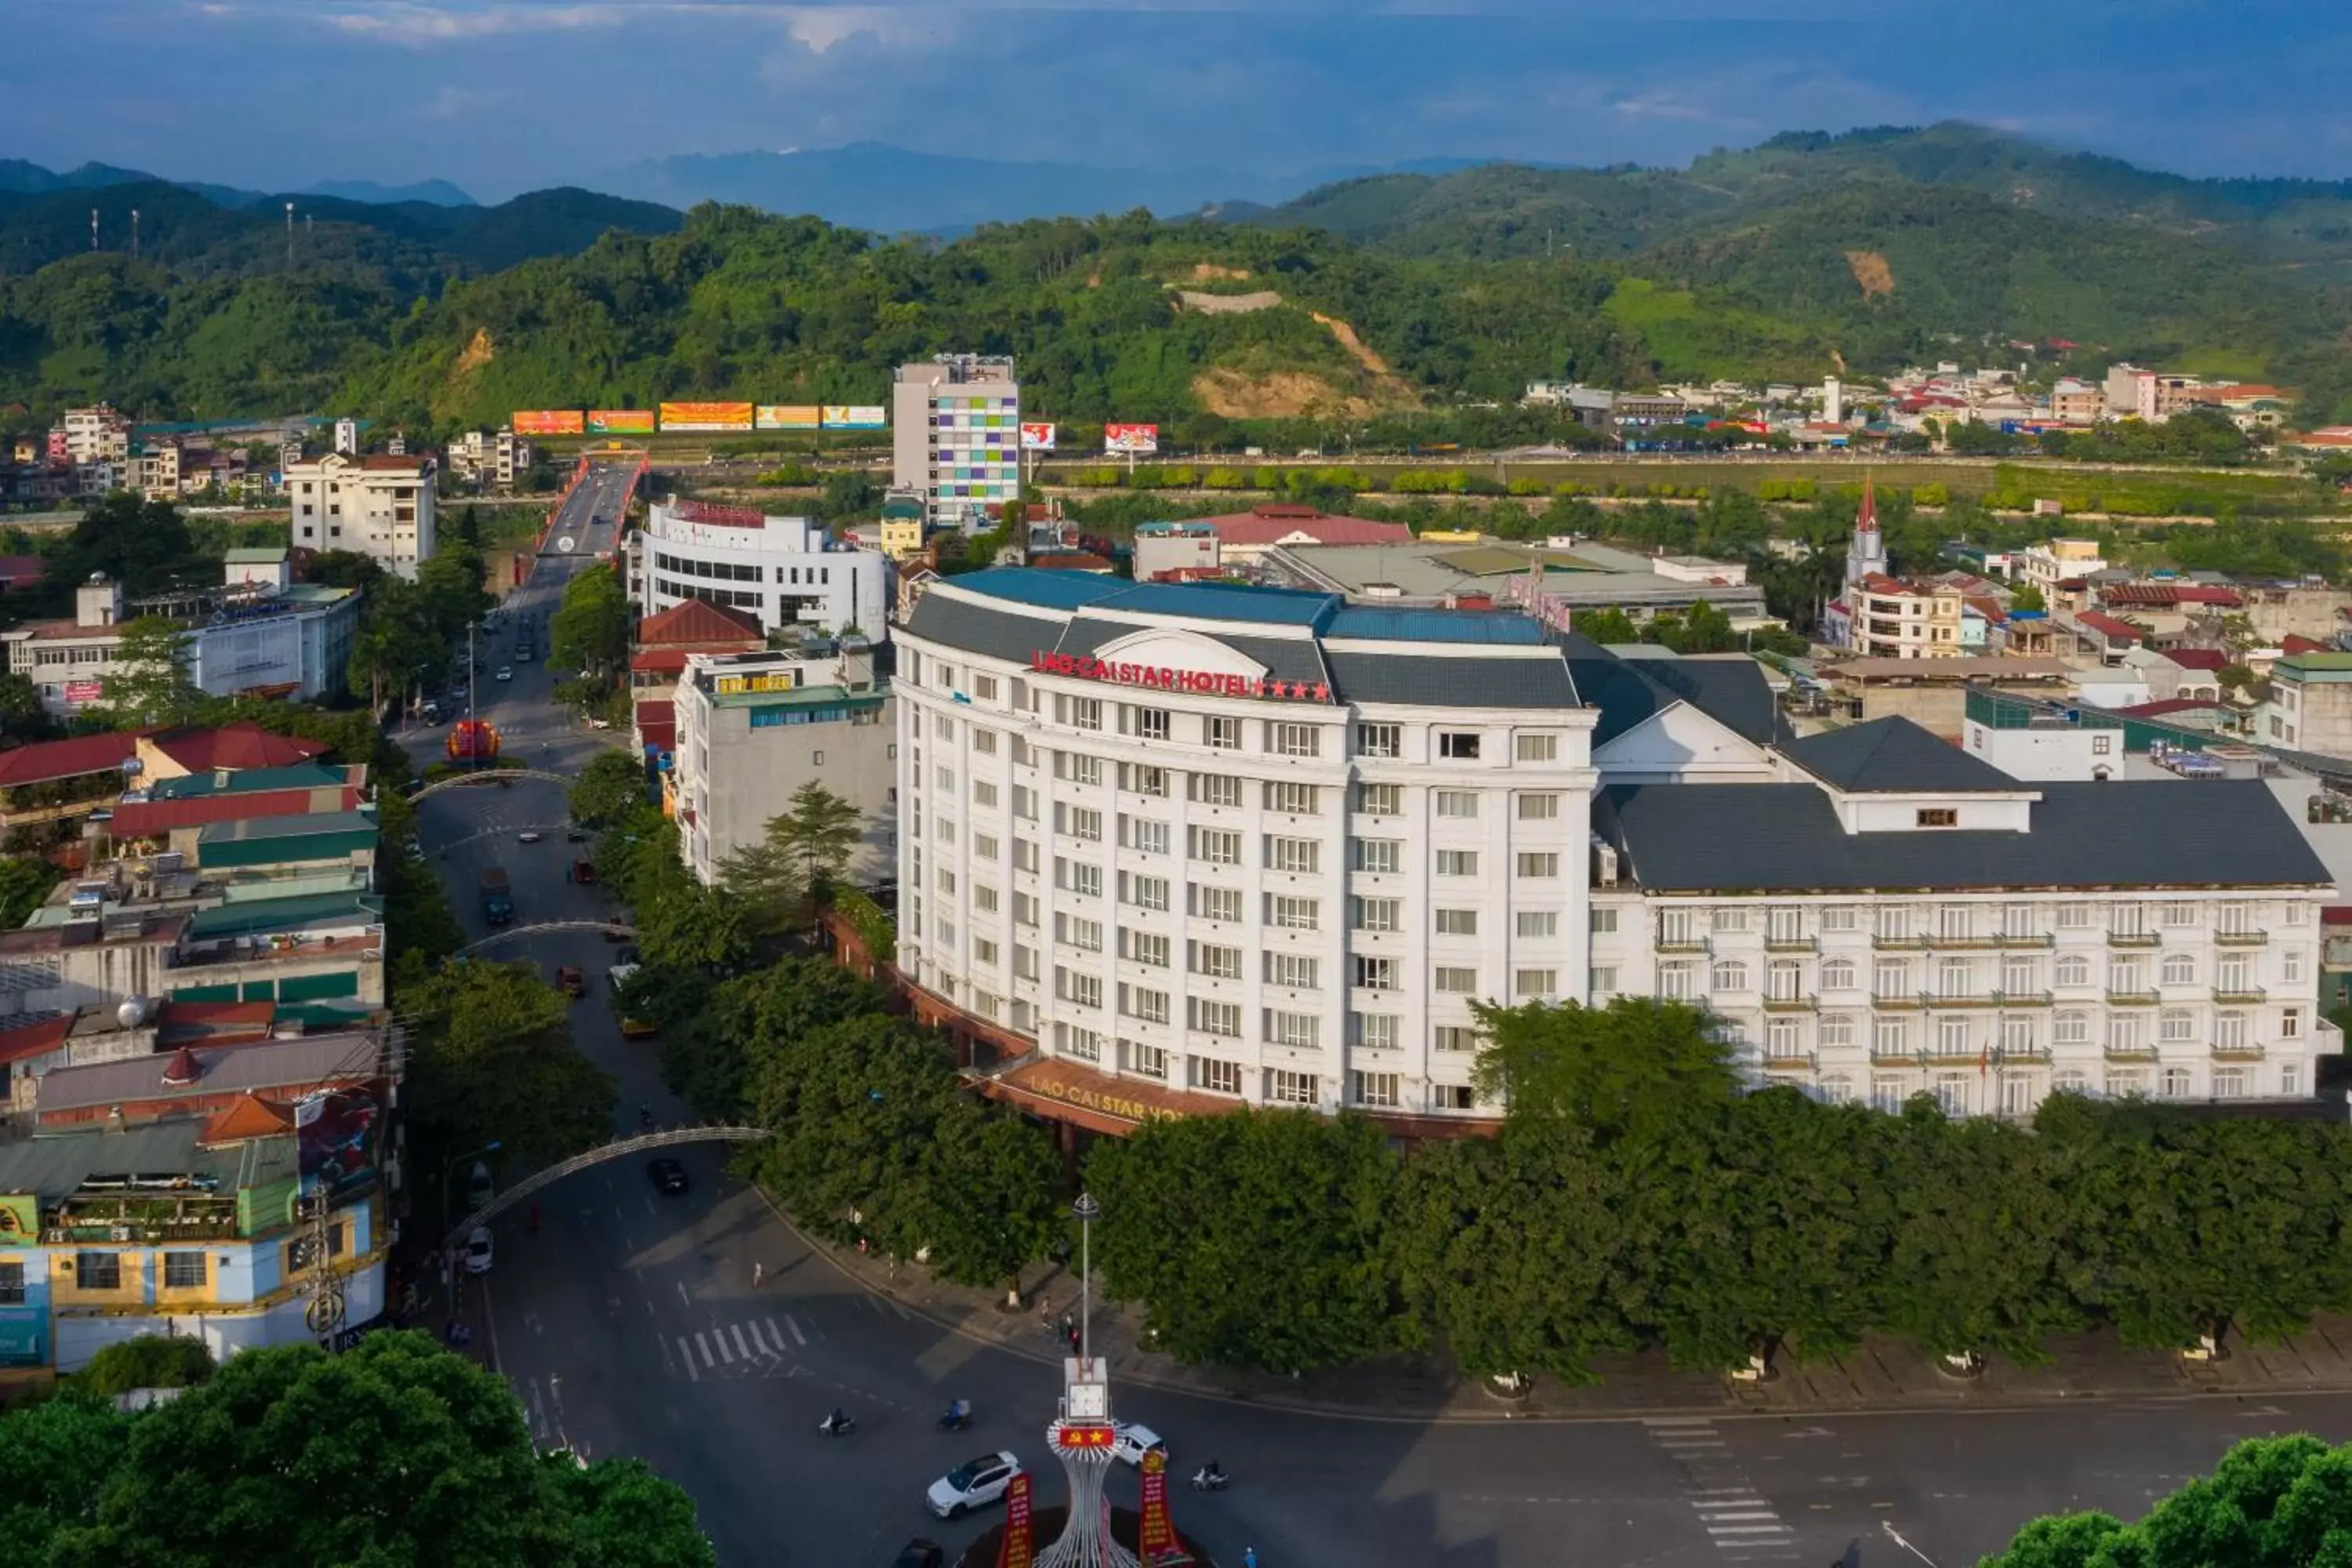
[318,2,636,42]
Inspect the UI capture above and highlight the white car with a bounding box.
[494,666,514,682]
[1111,1422,1166,1468]
[587,717,612,730]
[464,1226,494,1275]
[926,1450,1022,1519]
[517,829,543,844]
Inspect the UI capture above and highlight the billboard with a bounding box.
[659,401,755,433]
[511,410,585,436]
[296,1087,381,1202]
[0,1195,35,1243]
[756,405,822,430]
[586,409,655,434]
[1019,422,1058,452]
[821,405,887,430]
[63,680,102,706]
[1105,423,1160,455]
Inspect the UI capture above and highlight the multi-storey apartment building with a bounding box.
[630,498,891,638]
[891,355,1022,532]
[891,569,2335,1134]
[58,405,131,466]
[281,450,437,578]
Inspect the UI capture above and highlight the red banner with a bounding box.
[1138,1448,1179,1560]
[996,1472,1033,1568]
[512,410,584,435]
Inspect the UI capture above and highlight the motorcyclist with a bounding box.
[822,1406,850,1434]
[638,1103,652,1128]
[1205,1459,1225,1484]
[528,1203,541,1234]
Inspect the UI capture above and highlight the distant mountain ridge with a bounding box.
[0,159,476,209]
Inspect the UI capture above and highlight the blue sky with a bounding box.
[5,1,2349,198]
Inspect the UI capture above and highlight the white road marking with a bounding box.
[1707,1526,1791,1537]
[657,1333,674,1375]
[713,1329,735,1364]
[730,1323,751,1359]
[695,1332,715,1368]
[779,1315,804,1347]
[676,1337,698,1381]
[746,1319,772,1355]
[1698,1512,1779,1523]
[676,1280,691,1307]
[1642,1416,1718,1427]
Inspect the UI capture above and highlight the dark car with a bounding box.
[565,826,590,843]
[648,1158,689,1195]
[893,1544,944,1568]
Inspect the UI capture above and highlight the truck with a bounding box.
[479,866,514,925]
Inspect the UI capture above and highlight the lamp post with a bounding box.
[1072,1191,1100,1363]
[441,1139,502,1238]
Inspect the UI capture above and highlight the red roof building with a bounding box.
[2164,648,2231,673]
[636,699,677,754]
[2074,609,2147,645]
[2283,634,2332,656]
[1188,504,1414,552]
[144,724,328,776]
[0,731,139,789]
[108,786,362,840]
[631,599,766,678]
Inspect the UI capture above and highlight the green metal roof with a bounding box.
[151,763,349,800]
[187,891,383,940]
[224,546,289,564]
[706,681,884,710]
[197,809,376,844]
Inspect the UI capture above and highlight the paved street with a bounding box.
[409,472,2352,1568]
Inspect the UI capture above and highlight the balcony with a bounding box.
[2212,986,2267,1006]
[1869,1046,1923,1066]
[1762,993,1817,1013]
[1871,993,1924,1011]
[2211,1041,2268,1063]
[1871,934,1930,951]
[1655,937,1711,956]
[1759,1052,1817,1075]
[1763,935,1817,954]
[2107,990,2161,1007]
[2103,1041,2159,1062]
[1928,935,2003,950]
[2105,931,2161,950]
[2215,929,2269,947]
[1993,933,2055,949]
[1921,991,2001,1009]
[1992,1045,2055,1065]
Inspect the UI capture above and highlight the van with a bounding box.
[465,1161,494,1214]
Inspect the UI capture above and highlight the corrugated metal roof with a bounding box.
[1327,651,1577,710]
[947,568,1131,611]
[186,893,382,940]
[1323,607,1545,645]
[150,763,349,800]
[196,809,376,844]
[0,1118,284,1200]
[1781,717,2023,793]
[35,1033,380,1114]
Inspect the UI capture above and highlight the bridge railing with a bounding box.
[441,1125,771,1250]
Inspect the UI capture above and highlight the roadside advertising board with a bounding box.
[64,680,102,705]
[512,410,585,436]
[1019,422,1058,451]
[586,409,655,434]
[1104,423,1160,455]
[821,405,887,429]
[659,401,755,432]
[756,405,822,430]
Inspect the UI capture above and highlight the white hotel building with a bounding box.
[891,571,2336,1136]
[630,498,892,638]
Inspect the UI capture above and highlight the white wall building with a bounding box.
[633,497,891,639]
[59,405,132,466]
[895,570,2336,1131]
[282,451,437,579]
[891,355,1021,532]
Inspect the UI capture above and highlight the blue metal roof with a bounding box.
[1323,607,1546,645]
[949,569,1131,610]
[954,570,1338,626]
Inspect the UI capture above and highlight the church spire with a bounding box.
[1857,471,1878,533]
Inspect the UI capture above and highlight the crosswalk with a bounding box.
[1641,1417,1798,1561]
[670,1313,811,1381]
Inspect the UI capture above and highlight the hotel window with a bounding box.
[1189,772,1243,808]
[1060,861,1102,899]
[1265,836,1319,874]
[2212,1068,2247,1099]
[936,818,957,846]
[1351,896,1402,933]
[1352,1011,1399,1049]
[1350,1071,1400,1109]
[1120,763,1169,797]
[1354,782,1403,815]
[2161,902,2197,928]
[1874,960,1911,998]
[1872,1016,1910,1058]
[2282,1061,2303,1095]
[1937,957,1973,998]
[1767,906,1802,945]
[1822,957,1857,990]
[1267,1069,1319,1105]
[1516,910,1558,938]
[2218,902,2257,936]
[1434,1025,1478,1054]
[2053,1011,2089,1045]
[1191,884,1243,923]
[1352,955,1399,991]
[935,713,956,741]
[1268,895,1319,931]
[1066,696,1102,732]
[2161,953,2196,985]
[1057,1024,1104,1062]
[1935,1017,1970,1058]
[973,884,1000,914]
[2055,953,2090,987]
[1123,874,1171,913]
[1875,906,1911,940]
[974,674,998,702]
[2056,902,2093,929]
[1516,968,1559,998]
[2160,1068,2193,1099]
[1190,942,1241,979]
[1590,965,1618,994]
[1434,790,1480,819]
[1062,753,1103,786]
[933,765,953,791]
[1013,785,1037,821]
[1270,721,1320,758]
[2219,955,2250,993]
[2003,903,2036,938]
[1194,1057,1244,1095]
[1123,705,1171,741]
[1063,806,1102,843]
[1127,1040,1168,1080]
[1265,1011,1320,1051]
[1432,1084,1476,1111]
[2002,955,2036,994]
[1190,827,1243,866]
[2108,957,2144,994]
[1937,906,1972,940]
[1514,733,1557,763]
[2216,1011,2249,1051]
[160,1250,206,1289]
[1821,906,1857,932]
[1915,808,1958,828]
[2111,902,2146,938]
[1437,731,1481,760]
[1657,962,1697,999]
[2107,1013,2144,1052]
[1204,716,1241,750]
[1268,781,1320,815]
[1123,817,1170,855]
[1356,723,1401,759]
[2284,949,2307,983]
[1266,952,1319,990]
[1765,1018,1802,1059]
[2285,1007,2304,1039]
[1820,1014,1856,1048]
[1515,792,1563,823]
[1189,998,1242,1037]
[1435,909,1479,937]
[75,1253,121,1290]
[1124,931,1171,968]
[1351,838,1401,874]
[1436,850,1479,877]
[1712,960,1750,993]
[935,867,956,896]
[1659,907,1697,946]
[1056,968,1102,1009]
[974,781,1000,811]
[935,662,957,691]
[1433,965,1479,994]
[1712,908,1748,935]
[1766,962,1802,1001]
[1119,985,1170,1025]
[972,937,1000,967]
[1592,908,1617,935]
[2160,1008,2196,1043]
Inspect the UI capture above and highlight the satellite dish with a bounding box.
[117,997,147,1029]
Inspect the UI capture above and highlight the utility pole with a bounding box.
[89,208,97,252]
[285,202,295,270]
[129,209,139,260]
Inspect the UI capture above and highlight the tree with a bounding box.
[347,576,440,713]
[0,1331,715,1567]
[306,550,387,590]
[568,751,648,827]
[1982,1436,2352,1568]
[2011,580,2046,612]
[550,562,629,679]
[1573,607,1639,645]
[400,959,615,1176]
[75,1334,215,1398]
[84,617,198,730]
[1471,998,1739,1145]
[48,493,201,604]
[0,856,62,928]
[0,673,56,741]
[665,956,884,1121]
[716,782,866,933]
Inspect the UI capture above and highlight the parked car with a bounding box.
[464,1227,494,1275]
[926,1451,1022,1519]
[565,826,590,843]
[494,666,514,682]
[619,1017,659,1040]
[572,859,595,885]
[648,1158,689,1195]
[555,965,586,999]
[893,1544,945,1568]
[586,717,613,730]
[1111,1421,1166,1468]
[518,829,543,844]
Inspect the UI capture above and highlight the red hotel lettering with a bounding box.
[1032,648,1297,700]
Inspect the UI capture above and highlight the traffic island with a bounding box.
[955,1505,1214,1568]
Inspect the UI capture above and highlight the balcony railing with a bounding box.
[1993,1045,2054,1065]
[1760,1052,1817,1074]
[1871,934,1930,951]
[2212,987,2267,1006]
[2103,1041,2160,1061]
[2216,930,2269,947]
[1655,937,1711,956]
[2211,1041,2268,1062]
[1929,935,2003,949]
[1763,935,1817,953]
[1993,933,2055,949]
[2107,990,2161,1007]
[1869,1046,1923,1066]
[1920,992,2001,1009]
[1871,992,1925,1011]
[2106,931,2161,949]
[1762,993,1817,1013]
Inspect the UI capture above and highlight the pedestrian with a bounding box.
[1243,1548,1258,1568]
[752,1260,764,1288]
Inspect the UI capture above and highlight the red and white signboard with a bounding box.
[64,680,102,706]
[1104,423,1159,455]
[1030,649,1329,702]
[1019,422,1058,452]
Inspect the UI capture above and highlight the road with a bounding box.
[413,466,2352,1567]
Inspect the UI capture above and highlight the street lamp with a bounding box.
[441,1139,502,1238]
[1072,1191,1100,1363]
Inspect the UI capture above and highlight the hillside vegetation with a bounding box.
[8,123,2352,431]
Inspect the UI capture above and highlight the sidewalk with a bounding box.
[779,1210,2352,1421]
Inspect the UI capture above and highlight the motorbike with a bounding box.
[1190,1467,1230,1493]
[937,1400,972,1432]
[818,1412,856,1438]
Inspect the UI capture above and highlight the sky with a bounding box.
[6,0,2352,200]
